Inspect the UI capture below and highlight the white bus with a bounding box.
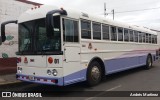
[1,5,160,86]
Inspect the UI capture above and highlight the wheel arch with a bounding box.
[87,57,106,79]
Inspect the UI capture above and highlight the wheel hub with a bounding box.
[91,66,100,81]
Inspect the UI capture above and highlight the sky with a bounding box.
[29,0,160,30]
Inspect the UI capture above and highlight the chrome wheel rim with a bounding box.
[91,66,100,81]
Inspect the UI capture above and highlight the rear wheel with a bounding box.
[145,55,153,69]
[87,61,102,86]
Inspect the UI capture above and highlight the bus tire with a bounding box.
[87,61,102,86]
[145,54,153,69]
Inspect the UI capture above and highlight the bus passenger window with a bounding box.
[155,35,157,44]
[124,29,129,42]
[142,33,145,43]
[148,34,152,43]
[102,25,110,40]
[139,32,143,43]
[81,20,91,39]
[118,27,123,41]
[134,31,138,42]
[146,33,149,43]
[63,19,79,42]
[110,26,117,41]
[152,35,155,44]
[93,22,101,40]
[129,30,134,42]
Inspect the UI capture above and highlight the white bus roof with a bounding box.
[18,5,157,35]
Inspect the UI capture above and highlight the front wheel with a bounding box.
[87,61,102,86]
[145,55,153,69]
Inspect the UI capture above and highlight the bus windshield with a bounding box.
[18,16,61,55]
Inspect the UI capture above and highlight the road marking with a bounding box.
[106,85,122,91]
[85,85,122,100]
[0,81,21,86]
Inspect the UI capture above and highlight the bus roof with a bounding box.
[18,5,157,35]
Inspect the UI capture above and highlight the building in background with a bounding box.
[0,0,42,59]
[0,0,42,69]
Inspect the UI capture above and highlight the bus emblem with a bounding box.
[88,43,92,49]
[24,57,28,63]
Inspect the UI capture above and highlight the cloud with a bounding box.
[29,0,160,30]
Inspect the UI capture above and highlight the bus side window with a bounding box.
[155,35,157,44]
[129,30,134,42]
[93,22,101,40]
[110,26,117,41]
[139,32,143,43]
[142,33,145,43]
[152,34,155,44]
[148,34,152,44]
[81,20,91,39]
[63,19,79,42]
[102,24,110,40]
[118,27,123,41]
[134,31,138,42]
[124,29,129,42]
[146,33,149,43]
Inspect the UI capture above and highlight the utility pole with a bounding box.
[104,3,107,17]
[112,9,115,20]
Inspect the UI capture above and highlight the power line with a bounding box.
[108,7,160,14]
[124,18,160,23]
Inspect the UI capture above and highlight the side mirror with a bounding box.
[1,20,17,42]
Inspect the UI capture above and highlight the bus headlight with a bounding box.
[17,67,22,73]
[52,69,58,76]
[47,70,52,75]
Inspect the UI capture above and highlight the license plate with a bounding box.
[29,76,35,81]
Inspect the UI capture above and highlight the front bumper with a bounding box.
[16,73,64,86]
[16,66,64,86]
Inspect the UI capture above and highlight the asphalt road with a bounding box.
[0,60,160,100]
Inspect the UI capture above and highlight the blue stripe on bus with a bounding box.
[63,69,87,85]
[104,55,147,74]
[105,54,156,74]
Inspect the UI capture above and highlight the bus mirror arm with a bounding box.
[1,20,18,43]
[46,9,67,38]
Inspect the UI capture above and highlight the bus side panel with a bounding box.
[105,55,146,74]
[63,45,86,86]
[105,51,156,74]
[63,61,86,86]
[63,67,87,86]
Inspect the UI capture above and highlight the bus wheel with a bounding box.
[145,55,153,69]
[87,61,102,86]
